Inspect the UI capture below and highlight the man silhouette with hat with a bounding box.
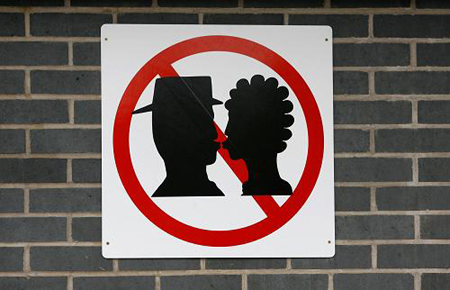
[132,76,224,197]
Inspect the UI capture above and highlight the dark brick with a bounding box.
[333,71,369,95]
[419,158,450,181]
[204,14,284,25]
[336,215,414,240]
[332,0,410,7]
[0,217,66,242]
[376,129,450,152]
[422,274,450,290]
[0,42,67,65]
[31,71,100,94]
[31,13,112,37]
[0,188,24,213]
[289,15,368,38]
[378,244,450,268]
[118,13,198,24]
[335,187,371,211]
[421,215,450,239]
[0,0,64,6]
[334,129,370,153]
[206,259,286,269]
[293,245,371,269]
[334,101,411,124]
[419,101,450,124]
[0,159,67,183]
[161,275,241,290]
[376,72,450,94]
[72,159,101,183]
[0,130,25,153]
[73,42,100,66]
[0,277,66,290]
[0,247,23,271]
[248,274,328,290]
[72,0,151,6]
[377,187,450,211]
[74,277,154,290]
[335,158,412,182]
[0,100,68,124]
[159,0,238,7]
[374,15,450,38]
[246,0,323,7]
[75,100,101,124]
[30,188,101,213]
[0,13,24,36]
[334,274,413,290]
[31,129,100,153]
[417,43,450,66]
[334,43,409,67]
[417,0,450,8]
[120,259,200,271]
[0,70,24,94]
[72,217,101,241]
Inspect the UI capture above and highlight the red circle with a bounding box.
[113,35,324,247]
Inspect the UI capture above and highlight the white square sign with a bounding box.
[102,24,334,258]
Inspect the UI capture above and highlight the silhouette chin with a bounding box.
[242,178,292,196]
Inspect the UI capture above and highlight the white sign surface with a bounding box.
[102,24,334,258]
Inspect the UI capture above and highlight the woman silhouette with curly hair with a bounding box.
[223,75,295,196]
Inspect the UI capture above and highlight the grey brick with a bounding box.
[206,259,286,269]
[30,188,101,213]
[0,0,64,6]
[159,0,238,7]
[289,15,368,38]
[333,71,369,95]
[120,259,200,271]
[376,72,450,94]
[204,14,283,25]
[31,129,101,153]
[335,187,371,211]
[419,101,450,124]
[417,0,450,8]
[72,217,101,241]
[293,245,371,269]
[0,188,24,212]
[377,187,450,211]
[72,159,101,183]
[0,277,66,290]
[246,0,323,7]
[248,274,328,290]
[336,215,414,240]
[0,217,66,242]
[374,15,450,38]
[334,274,413,290]
[0,13,24,36]
[417,43,450,66]
[0,247,23,271]
[378,244,450,268]
[419,158,450,182]
[31,13,112,37]
[0,42,67,65]
[422,274,450,290]
[0,100,68,124]
[0,159,67,183]
[72,0,151,6]
[334,43,409,67]
[31,247,112,271]
[31,71,100,95]
[376,129,450,152]
[0,70,24,94]
[332,0,410,7]
[335,158,412,182]
[0,129,25,153]
[334,129,370,153]
[161,275,241,290]
[74,277,154,290]
[73,42,100,66]
[75,100,101,124]
[334,101,411,124]
[118,13,198,24]
[421,215,450,239]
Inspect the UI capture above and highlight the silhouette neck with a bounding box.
[245,155,281,183]
[164,161,209,182]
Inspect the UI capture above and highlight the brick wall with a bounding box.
[1,0,450,289]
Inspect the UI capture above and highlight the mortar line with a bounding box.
[369,128,375,154]
[112,13,118,23]
[238,0,244,8]
[67,214,72,242]
[328,274,333,290]
[370,187,377,211]
[371,244,377,269]
[23,245,30,272]
[198,13,204,24]
[414,273,421,290]
[24,10,30,37]
[23,187,30,214]
[68,99,75,124]
[200,259,206,270]
[368,71,375,95]
[286,258,292,269]
[412,100,418,124]
[25,129,31,155]
[155,276,161,290]
[242,274,248,290]
[413,156,419,183]
[67,276,73,290]
[24,69,31,96]
[283,13,288,25]
[67,158,73,183]
[324,0,331,8]
[68,41,73,66]
[415,215,421,240]
[113,260,119,272]
[152,0,158,8]
[410,42,417,67]
[368,14,374,38]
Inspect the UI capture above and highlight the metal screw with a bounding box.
[325,38,329,42]
[106,242,110,245]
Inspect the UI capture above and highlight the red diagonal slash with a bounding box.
[160,64,280,217]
